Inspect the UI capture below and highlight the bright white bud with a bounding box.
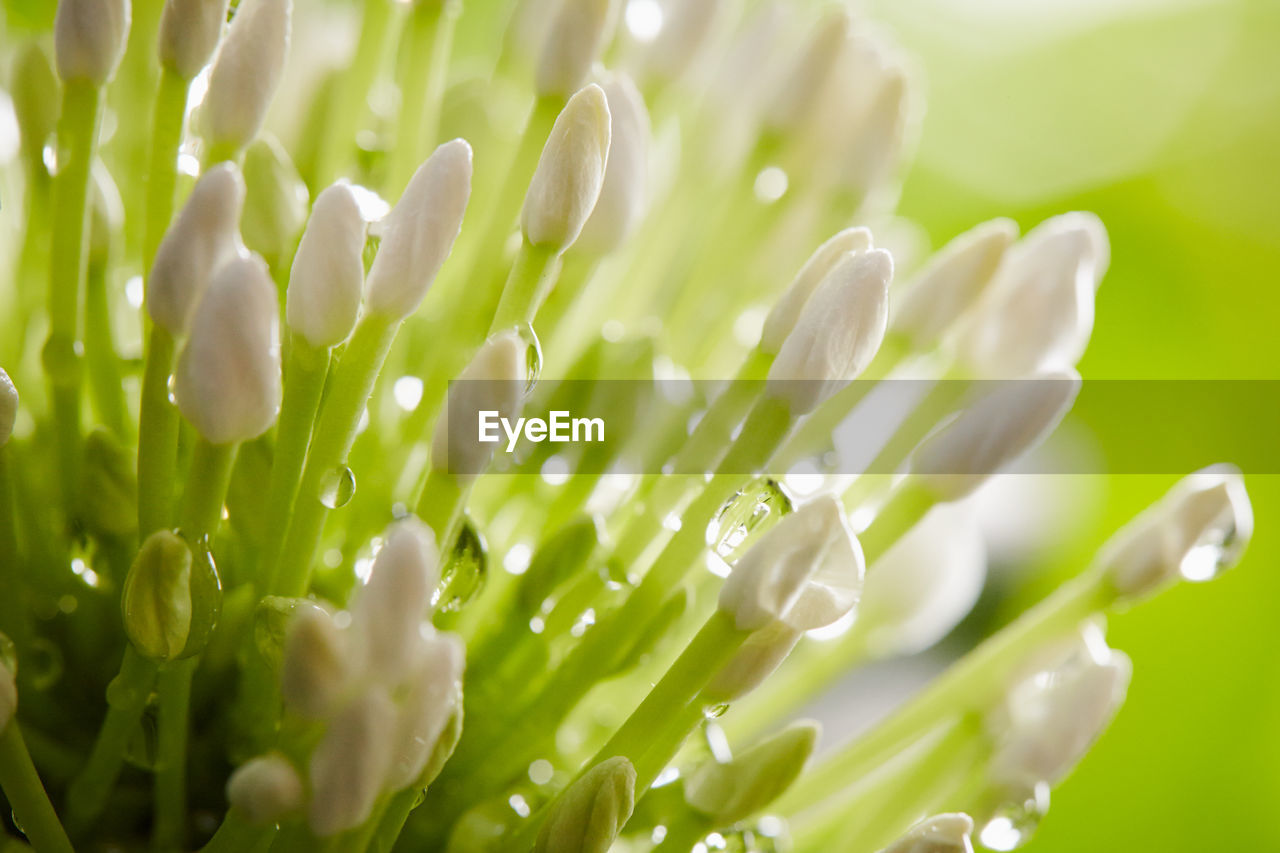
[522,85,612,251]
[286,182,366,348]
[387,630,465,789]
[573,74,650,256]
[431,331,527,481]
[891,219,1018,351]
[760,227,874,354]
[352,519,440,684]
[860,505,987,657]
[536,0,616,98]
[0,369,17,448]
[703,621,802,704]
[365,139,473,319]
[719,496,864,632]
[54,0,130,84]
[0,660,15,733]
[148,163,246,336]
[174,253,281,444]
[1099,465,1252,601]
[685,721,819,824]
[226,753,303,825]
[159,0,230,79]
[911,369,1081,502]
[308,688,398,837]
[535,756,635,853]
[280,603,348,718]
[763,8,851,132]
[839,65,911,198]
[878,813,976,853]
[203,0,291,152]
[632,0,727,87]
[766,249,893,415]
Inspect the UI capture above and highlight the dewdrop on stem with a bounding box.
[226,753,303,825]
[351,519,440,684]
[431,331,527,481]
[0,369,17,448]
[308,688,398,837]
[759,226,874,354]
[287,182,367,349]
[203,0,292,154]
[159,0,231,80]
[573,73,651,257]
[878,814,976,853]
[365,139,473,320]
[536,0,618,99]
[54,0,130,85]
[535,756,636,853]
[684,721,819,825]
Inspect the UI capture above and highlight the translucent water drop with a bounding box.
[516,323,543,395]
[710,477,795,561]
[172,530,223,659]
[704,703,730,719]
[25,638,63,690]
[319,465,357,509]
[978,782,1050,851]
[437,517,488,612]
[1180,518,1244,582]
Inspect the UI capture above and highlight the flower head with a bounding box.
[573,73,650,256]
[351,519,440,683]
[760,227,874,354]
[287,182,367,349]
[522,85,612,252]
[387,630,465,789]
[159,0,230,79]
[54,0,130,84]
[308,688,398,836]
[535,756,635,853]
[203,0,291,153]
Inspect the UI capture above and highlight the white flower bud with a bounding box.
[1099,465,1252,601]
[703,621,802,704]
[685,721,819,824]
[365,139,473,319]
[159,0,230,79]
[203,0,291,152]
[572,74,650,256]
[910,370,1080,502]
[280,605,348,718]
[0,660,16,733]
[387,630,465,790]
[0,369,17,448]
[632,0,727,87]
[432,331,527,481]
[226,753,303,825]
[760,227,874,354]
[891,219,1018,351]
[522,85,612,251]
[54,0,130,84]
[763,8,851,133]
[352,519,440,684]
[719,496,863,632]
[839,65,911,198]
[878,814,975,853]
[148,163,246,336]
[286,182,366,348]
[536,0,616,98]
[535,756,635,853]
[766,249,893,415]
[308,688,398,837]
[174,253,282,444]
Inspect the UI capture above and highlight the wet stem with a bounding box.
[0,722,74,853]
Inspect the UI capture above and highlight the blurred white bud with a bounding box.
[685,721,819,824]
[148,163,245,336]
[703,621,801,704]
[891,219,1018,351]
[387,630,465,789]
[241,135,310,263]
[203,0,291,152]
[766,249,893,415]
[878,814,976,853]
[226,753,303,825]
[535,756,635,853]
[536,0,617,98]
[522,85,612,251]
[911,370,1081,502]
[763,8,850,133]
[159,0,230,79]
[352,519,440,684]
[286,182,366,349]
[719,496,863,632]
[54,0,130,84]
[280,604,348,718]
[1099,465,1252,601]
[174,253,281,444]
[0,369,17,448]
[365,139,472,319]
[308,688,397,837]
[760,227,874,354]
[838,65,911,199]
[573,74,650,256]
[632,0,728,88]
[431,331,527,481]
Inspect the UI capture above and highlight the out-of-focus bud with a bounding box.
[148,163,246,336]
[763,8,850,134]
[365,139,472,320]
[522,85,612,252]
[280,604,348,718]
[719,496,863,632]
[517,516,604,615]
[432,331,527,481]
[1099,465,1252,602]
[0,369,18,448]
[910,370,1081,502]
[535,756,636,853]
[286,182,366,349]
[226,753,303,825]
[387,630,465,789]
[766,249,893,414]
[703,621,801,705]
[352,519,440,683]
[54,0,130,85]
[878,814,976,853]
[308,688,398,836]
[159,0,230,79]
[685,721,819,823]
[0,659,15,733]
[573,74,650,256]
[203,0,291,153]
[254,596,324,673]
[631,0,727,88]
[536,0,616,98]
[241,135,310,265]
[174,253,282,444]
[121,531,193,661]
[12,44,60,167]
[760,227,874,354]
[80,428,138,538]
[838,65,911,200]
[891,219,1018,351]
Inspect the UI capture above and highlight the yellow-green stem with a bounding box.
[388,0,461,195]
[137,325,179,538]
[0,723,74,853]
[144,68,193,272]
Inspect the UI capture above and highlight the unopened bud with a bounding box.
[54,0,130,84]
[535,756,636,853]
[11,45,59,165]
[573,74,650,256]
[631,0,726,87]
[517,516,604,615]
[241,135,310,264]
[432,331,526,481]
[536,0,617,98]
[703,621,802,705]
[878,813,975,853]
[280,604,348,718]
[764,8,850,133]
[203,0,291,152]
[286,182,366,349]
[760,227,874,354]
[122,531,193,661]
[352,519,440,683]
[254,596,324,674]
[159,0,230,79]
[227,753,303,825]
[839,65,911,199]
[685,721,819,823]
[308,688,397,836]
[387,630,465,789]
[0,369,17,448]
[522,85,612,251]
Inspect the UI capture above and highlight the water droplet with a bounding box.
[319,465,357,509]
[436,517,488,612]
[516,323,543,394]
[25,638,63,690]
[172,530,223,658]
[978,782,1050,851]
[710,477,794,561]
[704,703,730,719]
[1179,517,1244,582]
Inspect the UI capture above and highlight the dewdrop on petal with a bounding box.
[766,249,893,415]
[159,0,230,79]
[878,814,976,853]
[174,253,282,444]
[760,227,874,354]
[226,753,303,825]
[911,369,1081,502]
[365,139,473,319]
[0,369,17,448]
[431,331,527,480]
[351,518,440,684]
[535,756,636,853]
[719,495,864,632]
[536,0,617,98]
[387,631,466,790]
[54,0,130,84]
[287,182,366,349]
[763,8,851,133]
[573,74,650,256]
[280,600,349,718]
[308,688,398,837]
[148,163,246,336]
[522,85,612,252]
[203,0,292,153]
[685,721,819,824]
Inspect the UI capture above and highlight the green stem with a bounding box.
[200,808,276,853]
[651,810,710,853]
[153,658,197,851]
[0,451,29,651]
[389,0,460,195]
[671,350,771,474]
[179,440,238,541]
[490,240,562,333]
[854,482,937,565]
[83,262,130,439]
[415,468,467,544]
[144,68,192,273]
[137,325,179,538]
[0,723,74,853]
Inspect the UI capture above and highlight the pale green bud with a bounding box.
[241,136,310,265]
[517,517,604,615]
[159,0,230,79]
[386,630,465,789]
[684,721,819,823]
[54,0,130,85]
[79,428,138,538]
[522,85,612,252]
[226,753,303,825]
[122,531,194,661]
[535,756,636,853]
[11,44,59,167]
